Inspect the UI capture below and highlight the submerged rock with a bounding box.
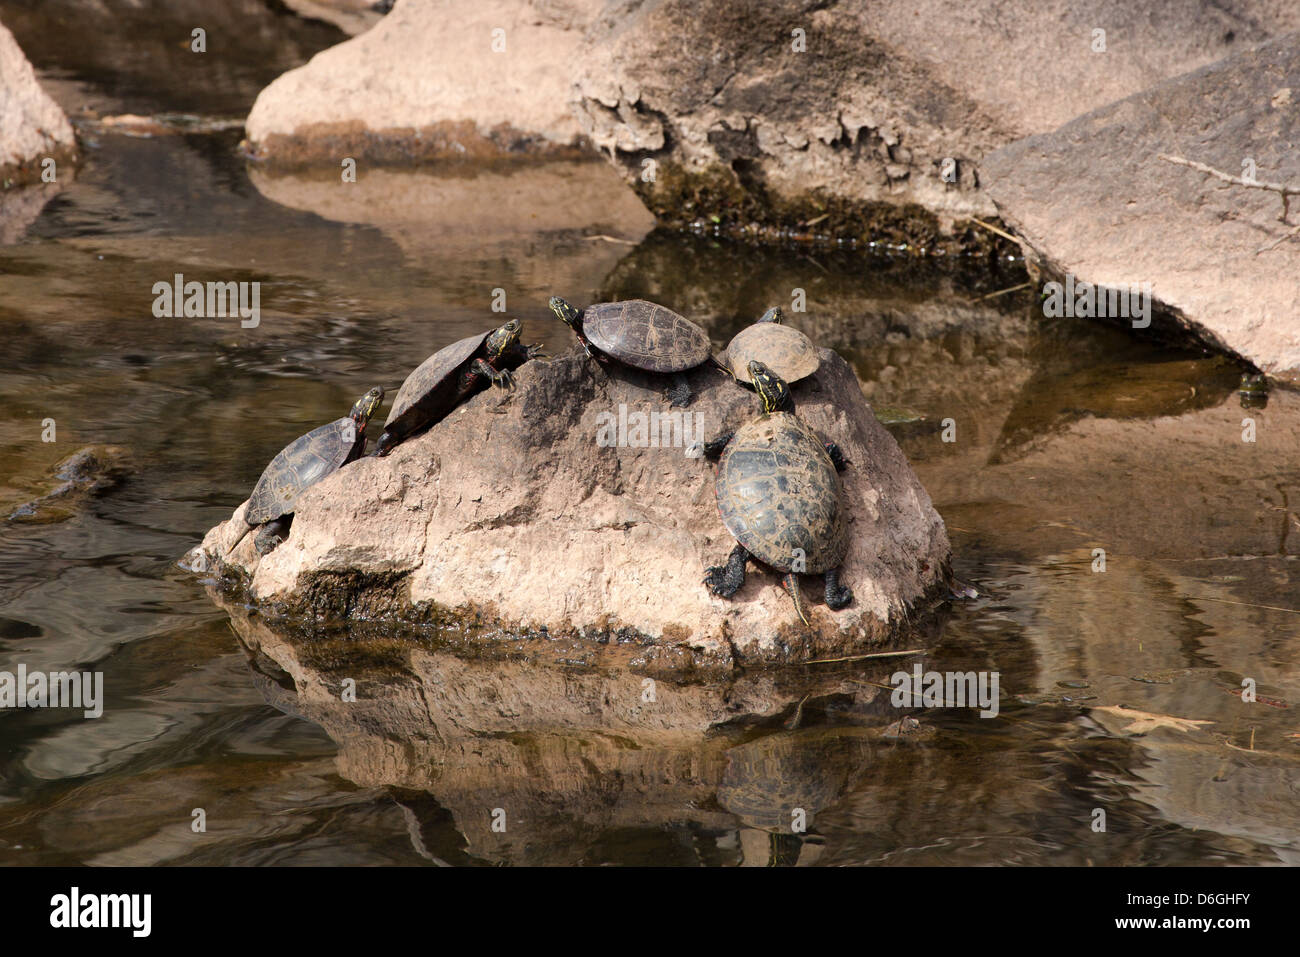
[983,35,1300,381]
[197,346,950,667]
[8,445,132,524]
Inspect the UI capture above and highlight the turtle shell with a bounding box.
[384,330,490,432]
[715,411,846,573]
[245,415,362,525]
[725,323,820,384]
[583,300,711,372]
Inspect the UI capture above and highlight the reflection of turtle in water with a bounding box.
[548,296,715,407]
[702,361,852,625]
[716,728,860,865]
[229,387,385,556]
[373,318,544,456]
[722,307,820,387]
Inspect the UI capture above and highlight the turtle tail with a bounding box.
[784,572,810,626]
[225,522,252,556]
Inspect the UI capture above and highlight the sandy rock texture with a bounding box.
[244,0,603,163]
[197,347,950,667]
[0,19,75,185]
[983,35,1300,382]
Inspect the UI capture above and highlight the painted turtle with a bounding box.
[702,361,852,624]
[373,318,543,456]
[228,386,385,556]
[548,296,715,407]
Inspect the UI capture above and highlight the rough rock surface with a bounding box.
[983,35,1300,382]
[0,19,75,185]
[244,0,602,163]
[572,0,1300,233]
[242,0,1300,238]
[196,348,950,667]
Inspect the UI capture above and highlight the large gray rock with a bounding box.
[983,35,1300,382]
[0,19,75,185]
[572,0,1299,237]
[194,348,950,669]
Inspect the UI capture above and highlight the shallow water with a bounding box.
[0,2,1296,866]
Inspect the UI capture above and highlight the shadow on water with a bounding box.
[0,0,1296,865]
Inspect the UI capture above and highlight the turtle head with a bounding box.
[485,318,523,359]
[749,360,791,414]
[548,296,582,330]
[759,306,784,324]
[351,387,385,428]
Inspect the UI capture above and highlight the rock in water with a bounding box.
[8,445,132,524]
[197,349,950,668]
[983,35,1300,382]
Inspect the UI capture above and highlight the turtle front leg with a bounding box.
[471,358,515,392]
[665,372,694,408]
[508,342,548,364]
[824,441,850,471]
[824,567,853,610]
[371,430,398,457]
[704,544,750,598]
[702,431,735,461]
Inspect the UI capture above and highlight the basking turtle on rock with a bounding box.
[373,318,544,456]
[722,307,820,387]
[702,361,852,625]
[228,386,385,556]
[548,296,716,407]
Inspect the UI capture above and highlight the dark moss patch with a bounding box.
[630,160,1018,258]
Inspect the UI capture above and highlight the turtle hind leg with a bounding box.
[784,572,810,626]
[665,372,693,408]
[824,441,850,471]
[254,516,292,555]
[704,544,750,598]
[702,430,734,460]
[824,567,853,610]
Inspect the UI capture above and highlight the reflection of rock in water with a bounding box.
[248,161,654,309]
[215,594,917,865]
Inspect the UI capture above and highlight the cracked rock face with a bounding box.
[983,34,1300,382]
[197,348,950,667]
[571,0,1299,229]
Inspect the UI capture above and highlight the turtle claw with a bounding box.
[492,368,516,392]
[525,344,549,360]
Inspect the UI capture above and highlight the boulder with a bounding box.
[0,19,75,186]
[240,0,1300,240]
[195,348,950,668]
[244,0,602,164]
[570,0,1299,240]
[982,35,1300,382]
